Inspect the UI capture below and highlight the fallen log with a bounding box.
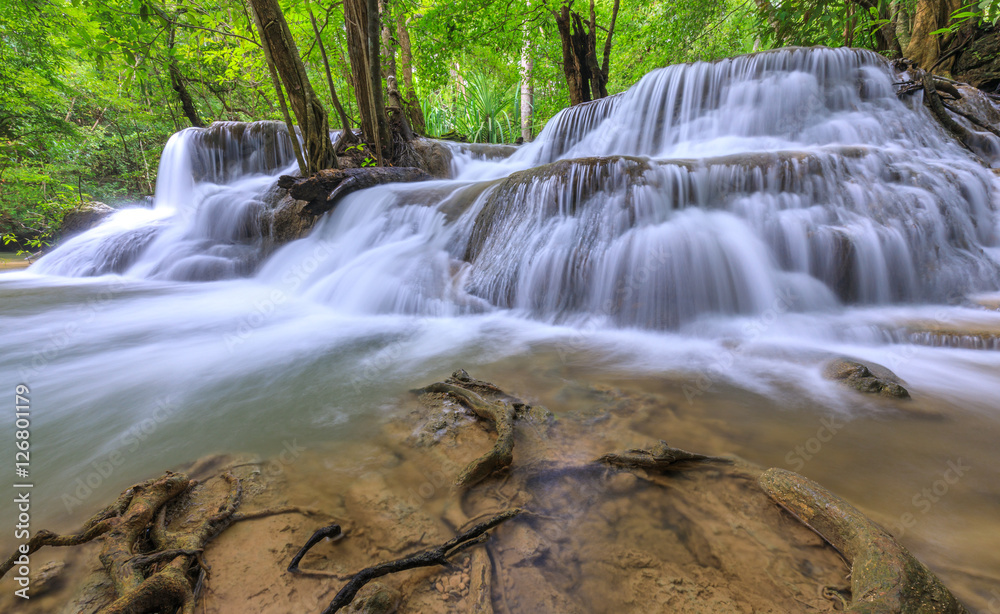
[277,167,431,217]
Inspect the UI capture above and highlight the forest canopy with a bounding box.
[2,0,999,247]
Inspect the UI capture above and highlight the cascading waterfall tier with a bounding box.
[31,47,1000,329]
[453,46,1000,327]
[33,121,297,281]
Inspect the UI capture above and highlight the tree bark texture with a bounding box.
[344,0,392,162]
[248,0,337,172]
[397,13,425,134]
[554,0,615,106]
[905,0,962,72]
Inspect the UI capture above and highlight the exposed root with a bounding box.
[1,468,318,614]
[287,524,343,573]
[597,440,731,471]
[318,509,521,614]
[414,371,519,487]
[920,70,982,155]
[758,468,968,614]
[0,472,190,581]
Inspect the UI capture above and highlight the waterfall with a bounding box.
[33,121,297,281]
[29,47,1000,327]
[5,51,1000,596]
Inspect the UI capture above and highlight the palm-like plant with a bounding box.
[419,71,518,144]
[453,71,516,144]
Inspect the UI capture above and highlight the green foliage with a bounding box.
[931,0,1000,34]
[9,0,975,247]
[419,71,518,144]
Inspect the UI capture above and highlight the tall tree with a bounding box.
[396,12,425,134]
[520,6,534,142]
[906,0,962,71]
[167,25,205,128]
[248,0,337,172]
[344,0,391,162]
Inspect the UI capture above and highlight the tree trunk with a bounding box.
[905,0,962,72]
[379,0,414,147]
[304,0,355,142]
[248,0,337,172]
[248,4,308,174]
[397,13,425,134]
[167,27,205,128]
[555,3,589,106]
[892,0,912,51]
[344,0,392,163]
[554,0,615,106]
[520,18,534,142]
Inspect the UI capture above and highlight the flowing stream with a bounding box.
[2,47,1000,608]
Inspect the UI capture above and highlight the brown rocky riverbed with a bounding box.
[1,366,992,613]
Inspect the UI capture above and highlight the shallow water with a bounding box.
[1,46,999,610]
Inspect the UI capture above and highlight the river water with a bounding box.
[1,47,999,609]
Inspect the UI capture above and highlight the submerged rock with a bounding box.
[823,357,910,398]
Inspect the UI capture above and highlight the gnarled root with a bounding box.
[1,468,320,614]
[758,468,968,614]
[414,370,521,487]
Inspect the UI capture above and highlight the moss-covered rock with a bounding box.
[823,357,910,399]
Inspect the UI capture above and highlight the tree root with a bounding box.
[758,468,968,614]
[920,70,983,155]
[1,468,318,614]
[597,440,732,471]
[414,370,520,487]
[287,524,343,573]
[315,508,521,614]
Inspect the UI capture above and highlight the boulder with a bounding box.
[59,201,114,240]
[823,357,910,399]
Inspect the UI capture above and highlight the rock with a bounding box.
[265,193,315,244]
[30,560,67,597]
[954,26,1000,92]
[942,84,1000,167]
[823,357,910,399]
[411,138,454,179]
[460,143,519,160]
[344,582,400,614]
[59,202,114,240]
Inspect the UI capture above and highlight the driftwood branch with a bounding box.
[759,468,968,613]
[319,509,521,614]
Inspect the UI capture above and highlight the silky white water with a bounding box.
[2,47,999,608]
